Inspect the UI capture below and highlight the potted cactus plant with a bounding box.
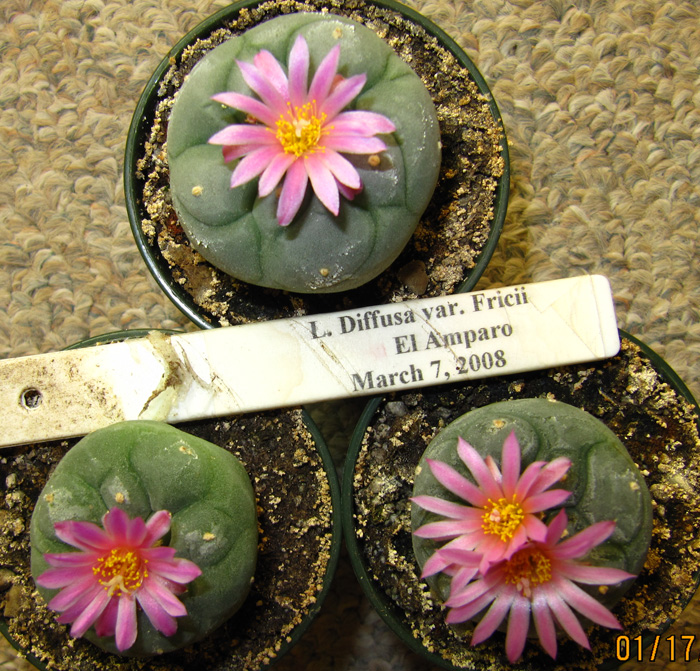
[125,0,509,328]
[343,332,700,669]
[0,331,342,671]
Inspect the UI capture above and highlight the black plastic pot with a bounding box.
[0,330,342,671]
[342,330,700,670]
[124,0,510,329]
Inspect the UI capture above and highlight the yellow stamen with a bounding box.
[503,547,552,598]
[93,548,148,596]
[276,101,327,157]
[481,496,525,542]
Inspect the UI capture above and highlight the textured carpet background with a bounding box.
[1,0,699,669]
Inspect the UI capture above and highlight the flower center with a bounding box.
[276,102,326,157]
[503,547,552,598]
[481,497,525,542]
[93,548,148,596]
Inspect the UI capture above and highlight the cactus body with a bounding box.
[412,399,652,609]
[30,421,258,656]
[167,13,440,293]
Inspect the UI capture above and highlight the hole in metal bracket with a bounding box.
[20,388,43,410]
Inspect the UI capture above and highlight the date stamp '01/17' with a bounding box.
[616,635,700,662]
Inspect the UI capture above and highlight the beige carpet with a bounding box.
[1,0,699,669]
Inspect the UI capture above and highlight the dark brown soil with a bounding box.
[0,408,337,671]
[133,0,506,326]
[350,337,700,670]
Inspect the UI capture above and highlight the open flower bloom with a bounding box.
[412,432,572,576]
[209,34,396,226]
[36,507,202,652]
[438,509,635,662]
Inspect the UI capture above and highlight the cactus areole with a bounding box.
[30,421,258,657]
[167,13,441,293]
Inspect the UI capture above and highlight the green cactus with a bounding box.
[412,399,652,610]
[167,12,441,293]
[30,420,258,656]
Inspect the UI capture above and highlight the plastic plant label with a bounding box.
[0,275,619,447]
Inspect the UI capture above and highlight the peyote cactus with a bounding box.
[167,12,441,293]
[30,421,258,657]
[411,399,653,660]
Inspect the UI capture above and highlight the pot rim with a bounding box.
[341,328,700,670]
[0,329,342,671]
[124,0,510,330]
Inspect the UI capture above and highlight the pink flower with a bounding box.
[36,507,202,652]
[438,509,634,662]
[208,34,396,226]
[412,432,572,577]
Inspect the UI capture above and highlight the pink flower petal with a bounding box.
[115,595,138,652]
[209,124,277,147]
[323,134,387,155]
[555,519,616,559]
[237,59,287,114]
[337,181,361,201]
[415,518,481,540]
[142,546,178,562]
[445,573,494,608]
[330,110,396,136]
[447,589,496,624]
[287,35,309,109]
[307,43,340,103]
[223,144,253,163]
[410,495,476,520]
[94,598,118,638]
[544,508,569,544]
[253,50,289,99]
[277,158,308,225]
[57,591,106,628]
[70,588,112,638]
[450,565,481,597]
[522,488,571,513]
[425,457,489,508]
[551,575,623,629]
[47,574,100,611]
[471,590,516,645]
[512,460,547,500]
[53,519,110,552]
[101,508,132,544]
[149,557,202,584]
[421,550,452,578]
[212,92,279,128]
[531,456,572,494]
[305,155,340,215]
[477,534,509,572]
[457,438,503,502]
[505,595,531,662]
[319,73,366,120]
[143,510,172,546]
[532,591,558,658]
[556,562,634,585]
[500,432,521,498]
[36,566,93,590]
[259,152,296,196]
[539,584,591,649]
[318,150,361,189]
[143,577,188,617]
[41,551,97,568]
[138,586,178,637]
[520,512,548,543]
[230,146,280,188]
